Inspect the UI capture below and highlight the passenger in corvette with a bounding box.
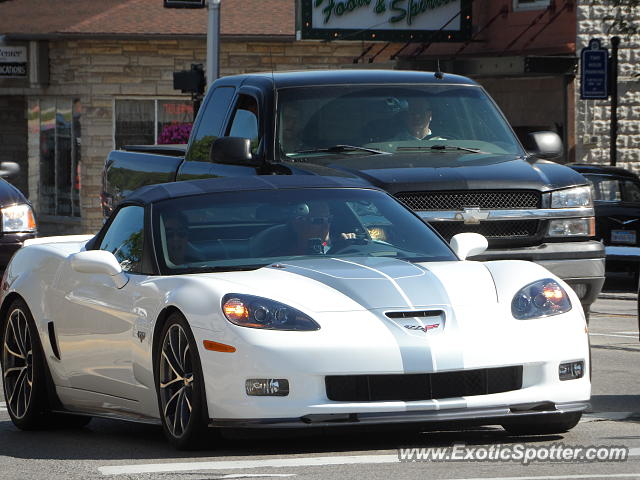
[163,212,204,265]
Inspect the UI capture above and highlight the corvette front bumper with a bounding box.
[209,401,589,428]
[193,303,591,424]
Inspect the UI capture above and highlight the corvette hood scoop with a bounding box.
[217,257,497,313]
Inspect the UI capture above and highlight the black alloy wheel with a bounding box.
[2,298,49,429]
[156,312,209,449]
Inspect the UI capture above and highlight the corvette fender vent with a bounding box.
[325,366,523,402]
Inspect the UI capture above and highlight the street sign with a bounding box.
[163,0,205,8]
[580,38,609,99]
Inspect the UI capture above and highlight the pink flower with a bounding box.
[158,123,192,144]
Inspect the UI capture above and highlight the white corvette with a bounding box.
[1,176,590,448]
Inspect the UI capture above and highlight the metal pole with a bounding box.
[207,0,220,89]
[610,36,620,167]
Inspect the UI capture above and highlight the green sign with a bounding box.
[300,0,472,42]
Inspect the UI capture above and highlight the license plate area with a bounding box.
[611,229,637,244]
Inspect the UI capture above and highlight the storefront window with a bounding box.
[114,99,192,149]
[38,98,81,217]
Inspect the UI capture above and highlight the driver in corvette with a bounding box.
[258,201,356,256]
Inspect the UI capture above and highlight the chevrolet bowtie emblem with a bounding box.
[455,208,490,225]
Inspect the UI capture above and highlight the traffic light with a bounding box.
[173,64,205,95]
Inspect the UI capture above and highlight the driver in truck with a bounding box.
[393,97,435,141]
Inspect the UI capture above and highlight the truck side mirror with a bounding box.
[527,131,563,160]
[209,137,261,166]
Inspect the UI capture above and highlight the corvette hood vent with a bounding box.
[385,310,444,319]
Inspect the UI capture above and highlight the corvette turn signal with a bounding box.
[203,340,236,353]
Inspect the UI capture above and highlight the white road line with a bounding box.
[445,475,640,480]
[218,476,296,479]
[589,333,638,339]
[99,455,398,475]
[0,402,6,412]
[99,448,640,476]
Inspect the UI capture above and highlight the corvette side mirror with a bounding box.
[70,250,129,288]
[450,232,488,260]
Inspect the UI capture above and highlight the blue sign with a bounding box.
[580,39,609,99]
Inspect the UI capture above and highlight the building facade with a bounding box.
[575,0,640,170]
[1,0,636,235]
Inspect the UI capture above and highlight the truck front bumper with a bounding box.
[470,240,605,307]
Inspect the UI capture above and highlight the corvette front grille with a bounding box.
[395,191,540,211]
[325,366,523,402]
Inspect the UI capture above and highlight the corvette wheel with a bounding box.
[1,299,49,430]
[502,412,582,435]
[156,313,209,449]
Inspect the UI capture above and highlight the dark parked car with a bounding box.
[569,164,640,281]
[0,162,37,271]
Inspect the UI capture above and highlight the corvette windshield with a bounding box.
[276,84,524,159]
[152,188,456,274]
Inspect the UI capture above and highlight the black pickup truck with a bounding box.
[102,69,605,314]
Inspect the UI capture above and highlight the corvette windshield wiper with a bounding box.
[292,145,387,155]
[397,145,486,154]
[187,264,267,273]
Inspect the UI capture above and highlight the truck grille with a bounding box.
[431,220,540,241]
[325,366,523,402]
[395,191,540,211]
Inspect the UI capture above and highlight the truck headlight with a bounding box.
[548,217,595,237]
[222,294,320,331]
[1,204,36,233]
[550,186,592,208]
[511,279,572,319]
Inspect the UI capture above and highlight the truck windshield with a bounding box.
[276,84,524,159]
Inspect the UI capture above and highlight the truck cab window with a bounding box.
[187,86,235,162]
[227,95,260,153]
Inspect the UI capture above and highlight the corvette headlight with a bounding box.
[222,294,320,331]
[550,186,592,208]
[511,279,572,320]
[1,204,36,233]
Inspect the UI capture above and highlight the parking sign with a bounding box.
[580,38,609,99]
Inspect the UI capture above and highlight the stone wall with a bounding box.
[0,96,28,196]
[33,38,371,233]
[576,0,640,171]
